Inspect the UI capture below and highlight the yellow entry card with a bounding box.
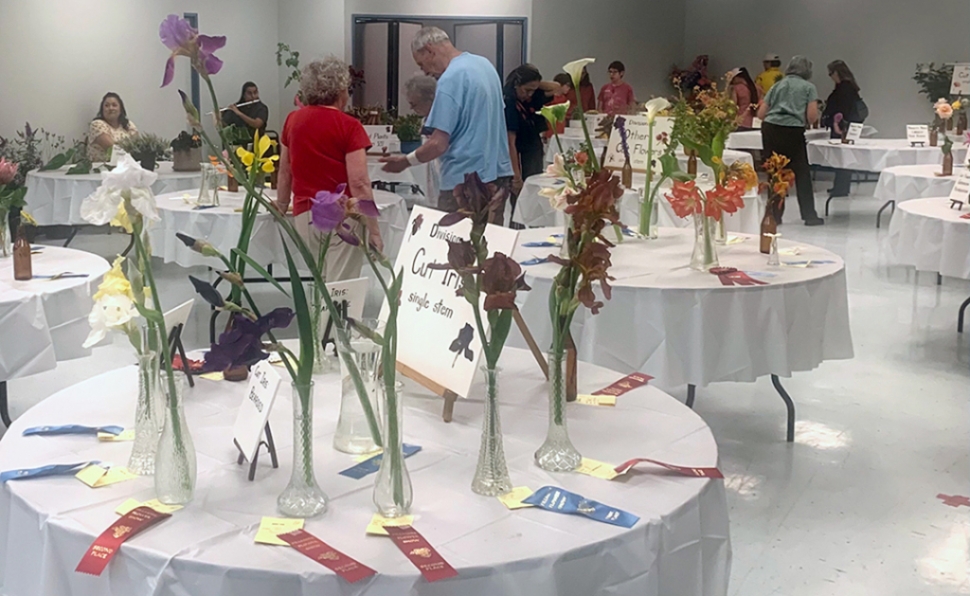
[576,458,620,481]
[254,517,305,546]
[354,448,383,463]
[576,394,617,407]
[76,465,137,488]
[199,372,225,382]
[98,429,135,442]
[498,486,535,510]
[115,498,183,516]
[366,513,414,536]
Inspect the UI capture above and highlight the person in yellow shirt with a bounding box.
[756,53,784,96]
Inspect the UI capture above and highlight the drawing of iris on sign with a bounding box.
[410,214,424,238]
[449,323,475,367]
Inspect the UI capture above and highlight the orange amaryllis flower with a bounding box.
[705,179,746,221]
[666,180,704,219]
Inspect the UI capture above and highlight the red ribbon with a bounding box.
[961,212,970,219]
[278,529,376,583]
[592,372,652,397]
[385,525,458,583]
[75,506,172,576]
[614,458,724,479]
[710,267,767,286]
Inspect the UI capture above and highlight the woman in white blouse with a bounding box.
[87,92,138,162]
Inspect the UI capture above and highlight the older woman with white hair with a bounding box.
[404,74,437,117]
[275,56,383,281]
[757,55,823,226]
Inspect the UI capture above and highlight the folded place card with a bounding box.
[23,425,124,437]
[75,506,171,576]
[522,486,639,528]
[339,444,421,479]
[498,486,535,510]
[254,517,305,546]
[0,461,99,483]
[576,394,616,407]
[366,513,415,536]
[278,529,377,583]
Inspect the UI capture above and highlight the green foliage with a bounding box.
[222,125,252,148]
[0,123,65,186]
[119,133,170,160]
[39,148,75,171]
[276,42,301,89]
[393,114,424,142]
[913,63,955,105]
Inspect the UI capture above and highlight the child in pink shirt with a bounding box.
[598,61,636,115]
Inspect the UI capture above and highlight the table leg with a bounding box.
[0,381,11,428]
[958,295,970,333]
[770,374,795,443]
[825,194,839,217]
[62,226,79,248]
[937,274,943,286]
[876,200,895,229]
[686,384,696,408]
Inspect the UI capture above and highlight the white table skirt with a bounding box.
[0,348,729,596]
[873,164,963,203]
[0,247,109,382]
[510,228,853,388]
[367,157,435,208]
[725,126,877,151]
[151,189,409,269]
[514,174,762,235]
[544,139,754,177]
[887,197,970,279]
[25,163,202,226]
[807,139,968,172]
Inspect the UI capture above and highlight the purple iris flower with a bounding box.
[203,308,295,372]
[159,14,225,87]
[310,183,380,246]
[196,34,226,77]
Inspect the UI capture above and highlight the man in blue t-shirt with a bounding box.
[381,27,513,223]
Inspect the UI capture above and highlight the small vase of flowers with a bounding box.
[171,131,203,172]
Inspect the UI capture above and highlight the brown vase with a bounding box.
[621,158,633,189]
[958,112,968,135]
[13,224,31,280]
[227,175,239,193]
[929,128,939,147]
[946,117,954,131]
[172,147,202,172]
[840,126,849,144]
[760,198,778,254]
[687,150,698,176]
[942,152,954,177]
[270,168,279,190]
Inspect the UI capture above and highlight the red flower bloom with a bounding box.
[704,179,746,221]
[666,180,704,219]
[481,253,530,311]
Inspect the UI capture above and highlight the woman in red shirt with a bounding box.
[275,57,383,281]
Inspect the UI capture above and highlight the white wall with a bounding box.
[682,0,970,136]
[531,0,685,104]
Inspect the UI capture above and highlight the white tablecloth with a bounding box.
[0,247,109,382]
[510,228,853,388]
[807,139,968,172]
[368,157,433,208]
[151,189,409,268]
[543,136,608,164]
[544,140,753,177]
[25,163,203,226]
[725,126,877,151]
[514,173,762,235]
[873,164,964,203]
[887,197,970,279]
[0,348,729,596]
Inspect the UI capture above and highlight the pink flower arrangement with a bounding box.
[0,158,17,185]
[935,98,954,120]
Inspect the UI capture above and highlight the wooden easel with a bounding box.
[397,309,551,422]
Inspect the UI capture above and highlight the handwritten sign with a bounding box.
[845,122,864,143]
[906,124,930,146]
[385,206,518,398]
[363,125,399,156]
[231,360,282,463]
[949,169,970,202]
[603,115,673,173]
[315,277,368,329]
[951,63,970,95]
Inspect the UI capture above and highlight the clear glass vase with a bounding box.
[309,285,336,374]
[715,217,727,245]
[0,211,11,258]
[278,381,329,518]
[559,213,572,259]
[690,212,719,272]
[639,191,660,240]
[128,350,164,475]
[154,371,197,505]
[373,383,412,517]
[534,349,582,472]
[333,319,383,455]
[471,367,512,495]
[196,163,220,207]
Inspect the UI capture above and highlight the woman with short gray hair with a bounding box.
[757,55,823,226]
[404,75,437,117]
[275,56,383,281]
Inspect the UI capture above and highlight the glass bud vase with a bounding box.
[128,351,164,475]
[308,285,336,375]
[690,212,719,272]
[278,381,329,518]
[373,384,412,518]
[154,372,197,505]
[715,216,727,245]
[559,213,572,259]
[534,349,582,472]
[333,319,383,455]
[0,211,11,258]
[471,367,512,496]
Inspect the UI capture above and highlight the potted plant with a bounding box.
[170,131,202,171]
[119,133,169,171]
[394,114,424,154]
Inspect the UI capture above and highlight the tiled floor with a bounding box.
[3,181,968,595]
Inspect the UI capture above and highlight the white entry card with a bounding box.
[363,125,399,155]
[949,169,970,202]
[906,124,930,145]
[386,206,519,398]
[950,63,970,95]
[231,360,282,463]
[603,115,673,173]
[846,122,864,143]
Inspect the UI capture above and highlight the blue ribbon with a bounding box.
[338,444,421,479]
[522,486,640,528]
[521,241,560,248]
[519,257,549,266]
[0,461,100,483]
[22,425,124,437]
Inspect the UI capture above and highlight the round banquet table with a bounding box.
[887,197,970,279]
[544,140,754,177]
[151,189,409,268]
[725,126,877,151]
[0,348,730,596]
[25,163,203,226]
[874,164,963,204]
[367,156,433,207]
[807,139,968,172]
[513,173,762,234]
[510,228,853,390]
[0,247,109,385]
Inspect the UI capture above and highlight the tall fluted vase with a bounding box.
[154,372,197,505]
[373,384,412,517]
[128,350,164,475]
[278,381,329,517]
[690,212,719,271]
[0,211,10,258]
[534,348,582,472]
[471,367,512,495]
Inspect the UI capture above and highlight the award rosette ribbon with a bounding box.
[384,525,458,582]
[278,529,376,583]
[614,458,723,479]
[522,486,639,528]
[710,267,767,286]
[592,373,652,397]
[75,506,172,576]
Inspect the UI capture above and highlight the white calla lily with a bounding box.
[563,58,595,89]
[83,293,137,348]
[80,186,123,226]
[644,97,671,123]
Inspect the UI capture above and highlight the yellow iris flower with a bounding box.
[236,131,279,174]
[93,256,135,302]
[110,201,133,233]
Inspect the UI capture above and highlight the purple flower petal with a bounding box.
[202,52,223,77]
[159,15,195,50]
[310,196,345,232]
[337,225,360,246]
[335,183,348,195]
[356,199,380,218]
[258,307,295,334]
[161,56,176,88]
[197,34,226,53]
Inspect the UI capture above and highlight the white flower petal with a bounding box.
[129,187,160,224]
[563,58,595,88]
[103,155,159,190]
[80,186,123,226]
[644,97,671,123]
